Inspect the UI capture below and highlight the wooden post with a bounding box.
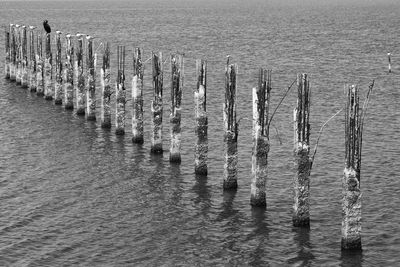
[28,26,37,92]
[132,47,144,143]
[194,59,208,175]
[223,60,238,190]
[115,45,126,135]
[64,34,74,110]
[36,31,44,96]
[21,26,28,88]
[10,24,16,81]
[100,42,111,128]
[342,84,362,250]
[86,35,96,120]
[5,27,10,79]
[44,33,53,100]
[293,73,312,226]
[15,24,21,85]
[151,52,163,153]
[169,53,183,163]
[54,31,63,104]
[250,69,271,207]
[387,52,391,73]
[75,34,85,115]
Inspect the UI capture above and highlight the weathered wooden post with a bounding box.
[28,26,37,92]
[387,52,391,73]
[64,34,74,110]
[250,69,272,207]
[36,32,44,96]
[44,33,53,99]
[115,45,126,135]
[15,24,21,85]
[21,26,28,88]
[5,27,10,79]
[100,42,112,128]
[223,60,239,190]
[131,47,144,143]
[75,34,85,115]
[86,35,96,120]
[194,59,208,175]
[151,52,163,153]
[10,24,16,81]
[169,53,184,163]
[54,31,63,104]
[342,84,365,250]
[293,73,312,226]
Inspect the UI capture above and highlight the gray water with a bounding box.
[0,0,400,266]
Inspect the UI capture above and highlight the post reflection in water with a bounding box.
[287,227,315,266]
[340,249,363,267]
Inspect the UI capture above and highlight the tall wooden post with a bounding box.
[64,34,74,110]
[101,42,111,128]
[250,69,271,207]
[342,84,362,250]
[194,59,208,175]
[28,26,37,92]
[223,61,238,190]
[15,24,21,85]
[44,33,53,100]
[115,45,126,135]
[21,26,28,88]
[151,52,163,153]
[86,35,96,120]
[36,32,44,96]
[132,47,144,143]
[293,73,312,226]
[5,27,10,79]
[54,31,63,104]
[10,24,16,81]
[75,34,85,115]
[169,53,183,163]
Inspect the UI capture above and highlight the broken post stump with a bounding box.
[100,42,111,128]
[293,73,312,227]
[86,35,96,120]
[169,53,183,163]
[64,34,74,110]
[131,47,144,143]
[75,34,85,115]
[115,45,126,135]
[28,26,36,92]
[36,32,44,96]
[250,68,271,207]
[151,52,163,153]
[44,33,53,100]
[194,59,208,175]
[54,31,63,105]
[223,61,238,190]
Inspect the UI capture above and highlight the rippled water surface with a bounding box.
[0,0,400,266]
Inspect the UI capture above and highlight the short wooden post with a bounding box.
[15,24,21,85]
[194,59,208,175]
[64,34,74,110]
[10,24,16,81]
[342,84,362,250]
[250,68,271,207]
[100,42,112,128]
[151,52,163,153]
[5,27,10,79]
[387,52,391,73]
[21,26,28,88]
[28,26,37,92]
[293,73,312,226]
[36,32,44,96]
[115,45,126,135]
[75,34,85,115]
[223,61,238,189]
[132,47,144,143]
[54,31,63,104]
[169,53,183,163]
[44,33,53,100]
[86,35,96,120]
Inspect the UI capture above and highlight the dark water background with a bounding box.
[0,0,399,266]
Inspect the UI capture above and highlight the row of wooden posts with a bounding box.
[4,23,367,250]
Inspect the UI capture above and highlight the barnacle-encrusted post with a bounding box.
[54,31,63,104]
[75,34,85,115]
[115,45,126,135]
[44,32,53,100]
[86,35,96,120]
[101,42,112,128]
[64,33,74,110]
[132,47,144,143]
[150,52,163,153]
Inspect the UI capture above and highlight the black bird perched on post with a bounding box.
[43,20,51,34]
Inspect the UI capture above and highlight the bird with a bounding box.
[43,20,51,34]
